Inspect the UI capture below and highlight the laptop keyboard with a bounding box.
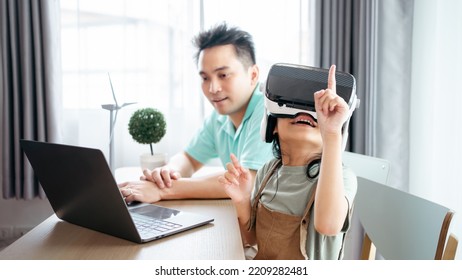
[131,213,182,235]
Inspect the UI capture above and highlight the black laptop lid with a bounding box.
[20,140,141,242]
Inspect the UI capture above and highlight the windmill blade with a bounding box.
[121,102,137,108]
[108,73,119,108]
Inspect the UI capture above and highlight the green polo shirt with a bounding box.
[185,85,273,170]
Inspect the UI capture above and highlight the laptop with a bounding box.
[20,140,214,243]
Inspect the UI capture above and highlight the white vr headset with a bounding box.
[260,63,360,150]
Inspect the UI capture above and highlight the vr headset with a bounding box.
[260,63,360,150]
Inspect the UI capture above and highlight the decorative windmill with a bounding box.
[101,73,136,173]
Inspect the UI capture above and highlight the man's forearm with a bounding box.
[159,172,228,200]
[166,152,198,178]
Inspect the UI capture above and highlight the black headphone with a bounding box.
[261,114,278,143]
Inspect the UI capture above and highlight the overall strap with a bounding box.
[247,159,282,231]
[300,183,317,259]
[301,184,317,230]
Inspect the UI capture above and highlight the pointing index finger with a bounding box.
[327,64,336,91]
[230,153,240,168]
[230,153,248,178]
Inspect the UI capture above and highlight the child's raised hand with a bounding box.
[314,65,349,137]
[218,153,252,203]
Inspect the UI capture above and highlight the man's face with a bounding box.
[198,44,258,121]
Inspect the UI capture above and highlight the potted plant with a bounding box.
[128,107,167,170]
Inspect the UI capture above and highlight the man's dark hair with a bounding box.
[192,22,256,68]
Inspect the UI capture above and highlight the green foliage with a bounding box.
[128,108,166,154]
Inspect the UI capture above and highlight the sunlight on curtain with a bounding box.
[201,0,311,116]
[410,0,462,259]
[60,0,310,169]
[203,0,310,72]
[202,0,311,79]
[60,0,202,168]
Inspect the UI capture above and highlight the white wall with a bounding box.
[410,0,462,259]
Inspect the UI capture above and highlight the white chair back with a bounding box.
[342,151,390,184]
[341,151,391,259]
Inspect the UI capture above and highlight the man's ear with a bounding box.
[249,64,259,86]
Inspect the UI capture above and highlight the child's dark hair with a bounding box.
[272,133,321,179]
[192,22,256,68]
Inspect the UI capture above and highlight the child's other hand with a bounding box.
[314,65,349,137]
[218,153,252,203]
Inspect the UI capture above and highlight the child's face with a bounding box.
[274,113,323,149]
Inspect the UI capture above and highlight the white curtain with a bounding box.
[60,0,203,169]
[410,0,462,259]
[202,0,311,86]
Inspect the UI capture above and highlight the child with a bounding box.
[218,65,357,260]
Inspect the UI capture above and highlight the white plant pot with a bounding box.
[140,153,167,170]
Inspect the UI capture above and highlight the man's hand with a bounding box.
[141,166,182,189]
[119,180,163,203]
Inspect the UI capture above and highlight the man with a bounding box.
[120,23,273,203]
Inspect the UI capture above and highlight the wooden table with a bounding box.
[0,166,244,260]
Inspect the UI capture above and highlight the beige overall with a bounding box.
[248,160,316,260]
